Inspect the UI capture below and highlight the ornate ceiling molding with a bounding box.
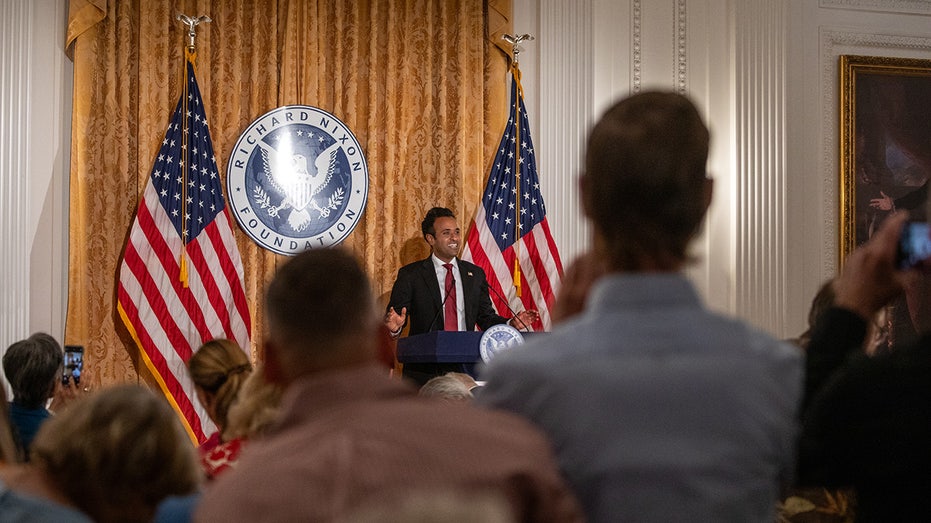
[820,0,931,15]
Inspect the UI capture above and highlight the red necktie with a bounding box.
[443,263,457,331]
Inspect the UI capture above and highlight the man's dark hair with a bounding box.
[265,247,373,355]
[3,333,63,408]
[583,91,710,268]
[421,207,456,239]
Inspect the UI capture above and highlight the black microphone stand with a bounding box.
[487,284,531,332]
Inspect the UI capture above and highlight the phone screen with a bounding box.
[63,345,84,386]
[897,221,931,270]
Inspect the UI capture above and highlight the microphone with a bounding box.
[428,273,456,332]
[487,283,531,332]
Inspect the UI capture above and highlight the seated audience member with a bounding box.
[798,212,931,521]
[0,385,200,523]
[195,248,584,522]
[477,92,802,522]
[0,381,91,522]
[200,364,283,479]
[418,373,473,402]
[187,338,252,475]
[2,333,63,460]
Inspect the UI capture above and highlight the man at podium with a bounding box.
[384,207,537,384]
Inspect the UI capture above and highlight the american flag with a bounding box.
[462,72,563,330]
[117,58,251,443]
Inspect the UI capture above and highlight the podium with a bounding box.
[396,331,539,384]
[396,332,485,383]
[396,331,484,364]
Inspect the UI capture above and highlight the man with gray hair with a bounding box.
[3,333,63,460]
[478,91,803,521]
[195,248,583,522]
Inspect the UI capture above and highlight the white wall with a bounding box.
[515,0,931,338]
[0,0,71,359]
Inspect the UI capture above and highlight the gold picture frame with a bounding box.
[839,54,931,265]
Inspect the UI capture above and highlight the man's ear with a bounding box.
[424,233,436,248]
[262,341,287,386]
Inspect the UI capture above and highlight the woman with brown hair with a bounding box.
[187,339,252,479]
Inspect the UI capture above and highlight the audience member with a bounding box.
[478,91,803,521]
[199,364,283,479]
[195,248,584,522]
[2,381,93,521]
[223,364,283,441]
[777,279,857,522]
[0,385,200,523]
[2,333,63,460]
[187,338,252,477]
[418,373,473,401]
[797,211,931,521]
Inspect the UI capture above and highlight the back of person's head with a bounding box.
[421,207,456,239]
[223,364,283,441]
[583,91,710,269]
[30,385,200,523]
[3,333,63,408]
[265,247,378,380]
[419,374,473,402]
[187,339,251,430]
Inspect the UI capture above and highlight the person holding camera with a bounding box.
[2,333,63,461]
[797,212,931,520]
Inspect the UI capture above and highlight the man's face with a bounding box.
[427,216,460,262]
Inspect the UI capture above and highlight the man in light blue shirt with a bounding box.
[478,91,802,522]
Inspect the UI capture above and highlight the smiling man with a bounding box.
[385,207,537,385]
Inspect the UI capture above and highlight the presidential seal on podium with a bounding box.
[479,324,525,363]
[227,105,369,255]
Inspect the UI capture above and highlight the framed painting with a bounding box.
[840,54,931,345]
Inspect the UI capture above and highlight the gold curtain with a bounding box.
[65,0,512,387]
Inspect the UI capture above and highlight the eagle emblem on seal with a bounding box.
[255,140,341,232]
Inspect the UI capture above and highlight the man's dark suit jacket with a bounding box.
[387,256,507,335]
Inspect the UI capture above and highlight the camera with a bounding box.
[896,221,931,270]
[62,345,84,386]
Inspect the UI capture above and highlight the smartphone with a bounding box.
[897,221,931,270]
[62,345,84,386]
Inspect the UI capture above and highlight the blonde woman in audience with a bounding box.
[204,364,283,478]
[1,385,200,522]
[187,338,252,478]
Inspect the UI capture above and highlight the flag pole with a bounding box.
[175,14,211,288]
[502,33,534,297]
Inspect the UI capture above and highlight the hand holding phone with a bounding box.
[896,221,931,270]
[62,345,84,386]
